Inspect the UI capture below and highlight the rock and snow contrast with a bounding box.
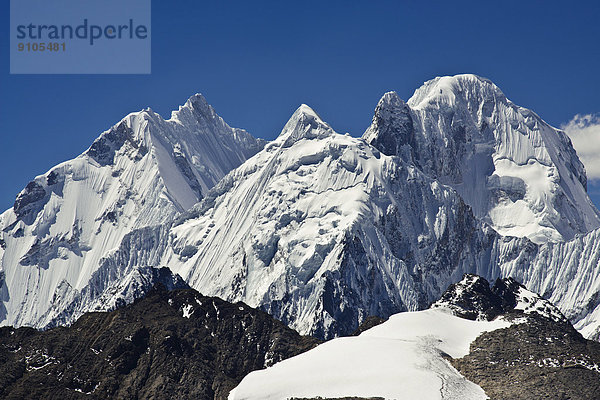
[0,94,264,328]
[3,74,600,346]
[230,309,509,400]
[230,275,600,400]
[0,285,319,399]
[430,273,569,324]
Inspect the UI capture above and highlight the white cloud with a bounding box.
[562,114,600,180]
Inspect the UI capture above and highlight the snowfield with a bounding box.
[229,308,511,400]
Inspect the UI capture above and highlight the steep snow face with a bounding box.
[5,74,600,345]
[229,309,511,400]
[154,105,510,338]
[364,74,600,244]
[0,94,264,328]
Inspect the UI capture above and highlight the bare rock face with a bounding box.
[452,313,600,400]
[0,285,319,400]
[432,274,600,400]
[12,181,47,224]
[433,273,570,324]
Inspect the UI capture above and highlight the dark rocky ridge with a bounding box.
[431,273,509,320]
[452,313,600,400]
[435,274,600,400]
[0,285,320,400]
[431,273,568,323]
[350,316,386,336]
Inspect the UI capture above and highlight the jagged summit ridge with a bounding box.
[41,84,600,340]
[103,105,510,339]
[4,74,600,347]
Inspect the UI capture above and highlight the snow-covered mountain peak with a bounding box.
[274,104,334,147]
[0,93,264,329]
[184,92,210,109]
[153,108,507,338]
[170,93,232,131]
[377,91,403,107]
[83,111,151,167]
[365,74,600,243]
[407,73,505,110]
[173,92,211,115]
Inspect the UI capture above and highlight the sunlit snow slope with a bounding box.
[0,94,264,328]
[230,274,575,400]
[229,308,511,400]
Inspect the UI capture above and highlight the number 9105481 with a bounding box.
[17,42,66,52]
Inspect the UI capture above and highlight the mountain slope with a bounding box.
[129,104,508,338]
[364,74,600,244]
[0,94,264,328]
[0,285,319,400]
[231,275,600,400]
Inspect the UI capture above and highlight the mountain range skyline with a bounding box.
[2,1,600,212]
[1,82,599,212]
[3,73,600,341]
[4,2,600,398]
[2,71,600,398]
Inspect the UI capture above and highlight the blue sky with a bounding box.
[1,0,600,211]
